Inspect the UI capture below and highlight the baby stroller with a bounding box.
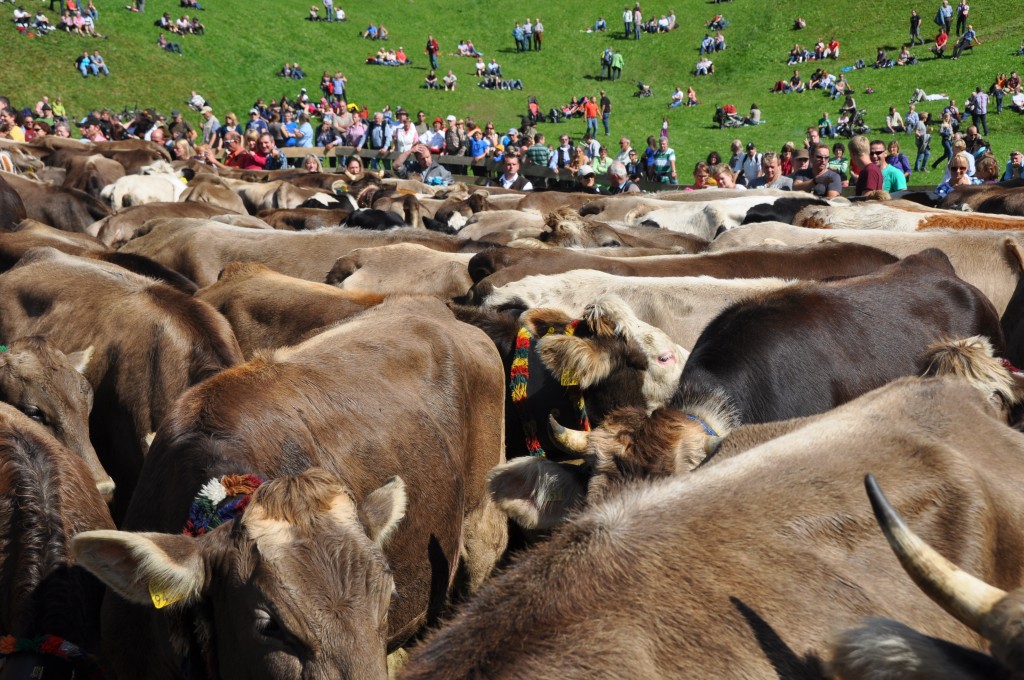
[527,96,542,124]
[713,105,743,128]
[850,108,871,135]
[634,80,653,98]
[547,108,563,123]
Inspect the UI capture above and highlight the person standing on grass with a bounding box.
[969,86,989,136]
[632,4,642,40]
[623,6,633,38]
[954,0,968,35]
[909,9,924,45]
[583,96,599,137]
[425,34,440,70]
[533,17,543,50]
[600,91,612,135]
[913,112,931,172]
[611,50,624,81]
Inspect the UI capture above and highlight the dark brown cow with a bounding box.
[0,174,28,232]
[74,296,507,680]
[675,248,1003,424]
[256,207,353,231]
[197,262,384,357]
[119,220,475,287]
[469,241,899,298]
[453,295,686,460]
[938,179,1024,215]
[1,172,111,233]
[0,337,114,501]
[830,474,1024,680]
[0,248,242,517]
[0,402,114,678]
[400,376,1024,678]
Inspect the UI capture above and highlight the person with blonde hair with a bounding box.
[303,154,323,173]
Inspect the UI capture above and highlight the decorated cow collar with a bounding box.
[510,319,591,457]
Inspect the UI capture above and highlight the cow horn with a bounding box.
[548,413,589,454]
[865,474,1006,634]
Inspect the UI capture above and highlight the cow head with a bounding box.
[536,294,688,417]
[0,337,114,502]
[828,475,1024,680]
[538,207,628,248]
[72,469,406,680]
[489,384,735,530]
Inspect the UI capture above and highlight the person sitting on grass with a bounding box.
[931,27,949,57]
[443,70,457,91]
[424,70,440,89]
[951,23,979,59]
[158,33,183,54]
[695,56,714,76]
[669,86,685,108]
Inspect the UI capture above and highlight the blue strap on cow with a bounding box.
[686,414,717,437]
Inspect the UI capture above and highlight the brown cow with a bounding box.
[120,219,473,287]
[0,336,114,500]
[535,207,709,250]
[74,296,507,680]
[178,176,249,214]
[60,154,126,197]
[0,402,114,678]
[1,172,111,233]
[256,207,353,231]
[712,222,1024,315]
[197,262,384,357]
[0,248,242,517]
[469,240,898,298]
[400,375,1024,678]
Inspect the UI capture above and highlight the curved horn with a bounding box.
[865,474,1006,634]
[548,413,589,454]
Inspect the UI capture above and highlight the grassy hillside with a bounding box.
[3,0,1024,182]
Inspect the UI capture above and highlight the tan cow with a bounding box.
[481,269,793,349]
[326,243,474,300]
[795,200,1024,232]
[400,375,1024,678]
[87,202,247,248]
[119,219,470,286]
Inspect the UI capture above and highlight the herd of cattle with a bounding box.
[3,134,1024,679]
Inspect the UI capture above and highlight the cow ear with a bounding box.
[1005,237,1024,273]
[65,345,94,375]
[72,530,206,609]
[488,457,588,530]
[536,335,613,389]
[357,477,407,546]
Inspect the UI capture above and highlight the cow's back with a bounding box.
[399,377,1024,679]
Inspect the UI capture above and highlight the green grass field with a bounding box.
[3,0,1024,183]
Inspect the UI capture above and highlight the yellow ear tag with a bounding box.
[149,581,184,609]
[560,368,580,387]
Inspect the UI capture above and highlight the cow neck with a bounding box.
[177,474,266,680]
[510,319,591,457]
[0,634,102,680]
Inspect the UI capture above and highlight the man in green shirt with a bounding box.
[871,139,907,192]
[525,132,550,167]
[652,136,677,183]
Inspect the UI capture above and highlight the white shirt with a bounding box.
[499,173,533,191]
[390,124,419,153]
